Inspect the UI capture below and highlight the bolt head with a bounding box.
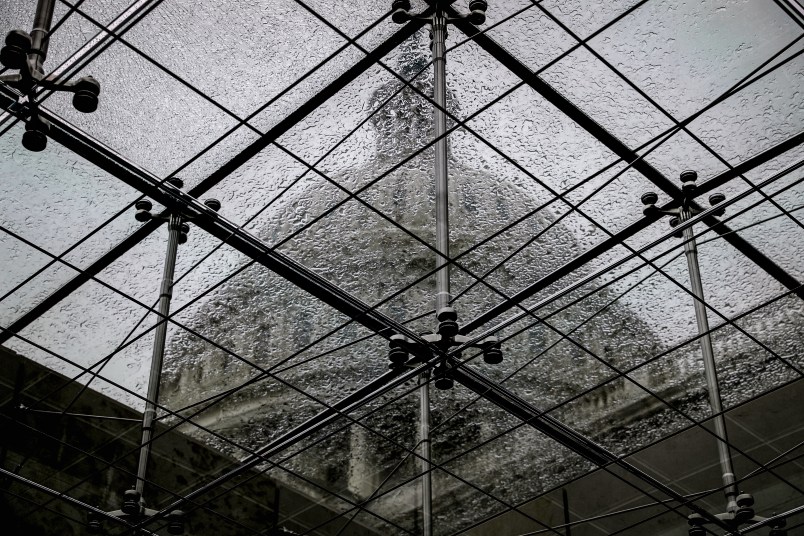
[0,44,27,70]
[483,346,502,364]
[640,191,658,206]
[434,376,453,390]
[73,91,99,113]
[135,199,153,212]
[204,198,221,211]
[736,493,754,507]
[709,192,726,206]
[121,489,141,515]
[167,510,185,535]
[389,347,409,365]
[680,170,698,183]
[135,210,152,222]
[166,177,184,189]
[669,216,680,228]
[5,29,31,48]
[21,128,47,152]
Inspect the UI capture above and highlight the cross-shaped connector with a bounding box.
[388,306,502,390]
[86,489,186,535]
[133,177,222,244]
[1,23,101,152]
[391,0,488,25]
[641,170,727,238]
[686,493,786,536]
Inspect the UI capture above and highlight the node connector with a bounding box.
[165,177,184,189]
[640,191,659,216]
[669,215,683,239]
[687,513,705,536]
[735,493,755,522]
[72,76,101,113]
[178,222,190,244]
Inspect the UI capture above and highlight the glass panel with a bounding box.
[593,1,802,119]
[122,0,348,119]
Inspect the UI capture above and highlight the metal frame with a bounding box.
[1,1,803,535]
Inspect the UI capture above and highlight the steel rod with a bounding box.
[135,212,182,496]
[419,370,433,536]
[432,11,451,314]
[680,206,738,508]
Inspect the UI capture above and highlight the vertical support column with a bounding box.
[419,369,433,536]
[679,206,738,508]
[431,12,451,315]
[29,0,55,77]
[135,212,182,496]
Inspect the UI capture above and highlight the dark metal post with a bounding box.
[135,211,182,496]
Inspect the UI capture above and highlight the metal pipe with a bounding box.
[680,206,739,507]
[29,0,56,76]
[431,12,451,314]
[135,212,182,495]
[419,370,433,536]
